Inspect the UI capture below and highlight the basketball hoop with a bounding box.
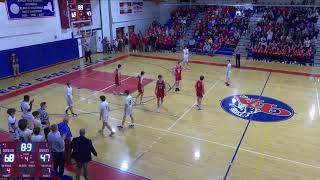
[71,22,81,39]
[81,28,92,39]
[71,20,93,39]
[79,28,86,38]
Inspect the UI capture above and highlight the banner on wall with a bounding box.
[6,0,55,19]
[120,2,132,14]
[132,2,143,13]
[58,0,69,29]
[120,2,143,14]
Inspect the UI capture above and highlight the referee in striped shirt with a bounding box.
[38,102,50,139]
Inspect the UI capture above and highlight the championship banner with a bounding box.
[132,2,143,13]
[58,0,69,29]
[6,0,55,19]
[119,2,132,14]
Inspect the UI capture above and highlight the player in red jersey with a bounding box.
[136,71,145,104]
[172,61,183,92]
[113,64,122,95]
[195,75,205,110]
[155,75,166,113]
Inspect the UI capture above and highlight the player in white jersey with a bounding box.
[182,46,190,69]
[20,95,34,124]
[98,95,114,137]
[225,60,232,86]
[65,83,77,117]
[7,108,18,140]
[118,90,135,129]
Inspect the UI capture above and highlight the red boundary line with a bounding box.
[131,54,320,78]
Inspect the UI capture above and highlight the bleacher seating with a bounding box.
[141,7,203,52]
[249,7,319,64]
[141,5,319,65]
[188,6,253,55]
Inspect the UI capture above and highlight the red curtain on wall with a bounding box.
[153,0,160,5]
[58,0,70,29]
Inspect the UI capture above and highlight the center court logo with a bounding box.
[220,95,294,122]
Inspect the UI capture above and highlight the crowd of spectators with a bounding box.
[129,32,144,52]
[143,21,178,52]
[103,6,251,56]
[140,7,203,52]
[102,36,128,54]
[250,7,319,64]
[188,6,252,55]
[94,5,319,65]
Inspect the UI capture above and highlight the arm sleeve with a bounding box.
[89,140,97,156]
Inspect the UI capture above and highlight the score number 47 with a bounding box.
[40,154,50,163]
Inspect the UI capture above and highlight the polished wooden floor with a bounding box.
[1,52,320,180]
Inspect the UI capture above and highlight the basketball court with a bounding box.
[1,52,320,179]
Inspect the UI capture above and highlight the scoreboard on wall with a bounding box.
[59,0,92,29]
[0,142,52,178]
[69,0,92,27]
